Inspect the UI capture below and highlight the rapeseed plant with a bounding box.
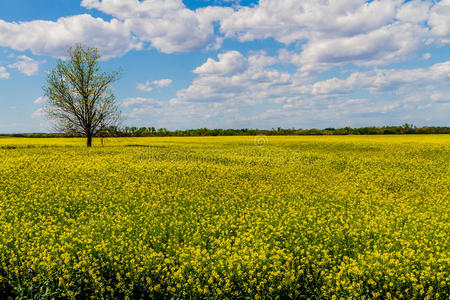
[0,135,448,298]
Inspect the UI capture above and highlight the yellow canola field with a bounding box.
[0,135,449,299]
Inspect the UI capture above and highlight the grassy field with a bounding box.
[0,135,449,299]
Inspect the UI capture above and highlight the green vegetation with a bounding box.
[1,124,449,138]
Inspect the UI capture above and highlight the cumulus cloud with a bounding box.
[428,0,450,43]
[137,81,153,92]
[81,0,232,53]
[218,0,444,71]
[79,0,450,68]
[152,78,172,87]
[193,51,248,75]
[296,23,430,71]
[121,59,450,128]
[0,14,141,59]
[0,0,447,67]
[169,49,450,128]
[308,61,450,95]
[178,51,290,102]
[137,78,173,91]
[396,0,430,23]
[8,55,43,76]
[0,66,9,79]
[122,97,163,107]
[219,0,400,43]
[122,97,168,118]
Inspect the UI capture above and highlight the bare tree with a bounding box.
[44,44,121,147]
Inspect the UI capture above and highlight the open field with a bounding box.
[0,135,449,299]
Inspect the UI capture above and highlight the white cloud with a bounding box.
[122,97,163,107]
[219,0,400,44]
[423,52,432,60]
[178,51,290,102]
[193,51,248,75]
[169,49,450,128]
[8,55,43,76]
[0,0,446,66]
[137,81,153,92]
[78,0,449,69]
[0,66,9,79]
[137,78,172,91]
[428,0,450,43]
[152,78,172,87]
[308,61,450,95]
[34,96,48,104]
[122,97,167,118]
[296,23,430,71]
[430,91,450,102]
[217,0,443,71]
[0,14,141,59]
[81,0,232,53]
[396,0,430,23]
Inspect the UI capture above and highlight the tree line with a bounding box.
[2,124,449,138]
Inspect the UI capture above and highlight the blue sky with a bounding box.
[0,0,449,133]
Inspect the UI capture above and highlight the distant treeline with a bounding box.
[1,124,449,138]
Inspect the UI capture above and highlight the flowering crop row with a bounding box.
[0,135,448,299]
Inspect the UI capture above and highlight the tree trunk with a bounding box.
[87,136,92,147]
